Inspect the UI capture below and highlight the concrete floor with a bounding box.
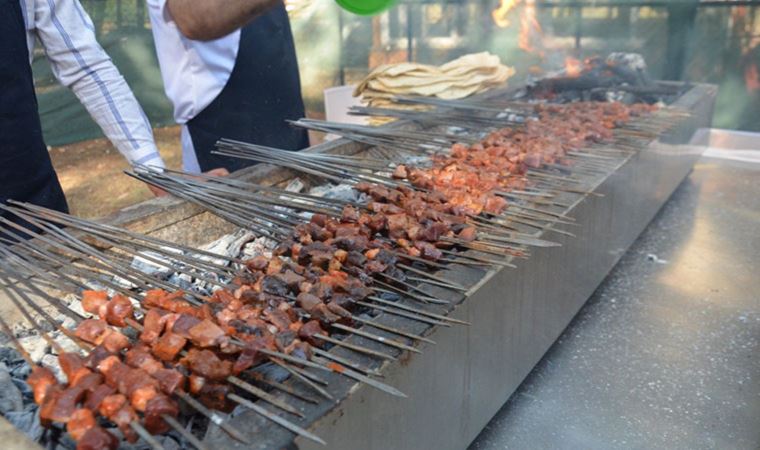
[469,155,760,450]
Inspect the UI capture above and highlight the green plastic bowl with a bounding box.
[335,0,397,15]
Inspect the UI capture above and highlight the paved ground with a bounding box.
[469,156,760,450]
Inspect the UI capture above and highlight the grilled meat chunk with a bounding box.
[76,426,119,450]
[144,394,180,435]
[181,348,232,381]
[151,332,187,362]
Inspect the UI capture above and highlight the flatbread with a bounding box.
[354,51,515,104]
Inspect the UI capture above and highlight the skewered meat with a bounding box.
[232,335,276,375]
[101,330,131,354]
[151,332,187,362]
[75,320,131,353]
[245,255,270,271]
[84,345,115,369]
[283,340,312,360]
[93,390,138,442]
[414,241,443,261]
[296,292,321,311]
[81,290,108,316]
[109,402,139,442]
[59,353,89,384]
[124,345,186,395]
[186,375,232,411]
[98,393,126,421]
[125,345,164,374]
[188,374,206,394]
[261,275,290,296]
[143,394,179,435]
[101,294,134,327]
[264,308,292,332]
[74,319,108,345]
[77,426,119,450]
[27,366,59,404]
[72,372,103,392]
[84,384,116,411]
[167,314,201,339]
[202,383,233,412]
[274,270,306,289]
[298,320,327,346]
[98,356,129,388]
[144,289,196,315]
[152,368,186,395]
[187,319,228,348]
[141,308,169,345]
[119,368,161,411]
[67,408,97,441]
[42,385,86,423]
[38,385,64,427]
[181,348,232,381]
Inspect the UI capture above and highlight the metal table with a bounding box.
[470,130,760,450]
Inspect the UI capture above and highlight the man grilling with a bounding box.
[1,0,166,236]
[146,0,310,174]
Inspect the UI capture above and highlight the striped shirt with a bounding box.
[20,0,165,169]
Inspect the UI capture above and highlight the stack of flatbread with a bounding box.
[354,52,515,109]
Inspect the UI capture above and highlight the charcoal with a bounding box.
[12,377,32,398]
[0,363,23,414]
[5,408,44,442]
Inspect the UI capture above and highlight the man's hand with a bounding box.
[147,167,230,197]
[205,168,230,177]
[167,0,281,41]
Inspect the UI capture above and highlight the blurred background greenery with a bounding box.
[33,0,760,147]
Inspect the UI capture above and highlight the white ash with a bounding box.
[49,330,81,355]
[400,155,433,167]
[240,236,276,260]
[41,353,65,383]
[308,182,367,203]
[605,90,636,103]
[167,272,195,291]
[606,52,647,72]
[130,250,175,279]
[63,292,87,318]
[114,229,258,296]
[16,336,49,362]
[284,178,305,193]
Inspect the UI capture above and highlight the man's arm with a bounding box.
[34,0,166,175]
[166,0,281,41]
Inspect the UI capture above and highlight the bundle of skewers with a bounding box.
[0,95,691,449]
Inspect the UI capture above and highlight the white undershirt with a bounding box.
[146,0,241,172]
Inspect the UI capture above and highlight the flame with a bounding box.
[518,0,543,56]
[492,0,544,57]
[492,0,521,28]
[746,64,760,92]
[564,57,583,77]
